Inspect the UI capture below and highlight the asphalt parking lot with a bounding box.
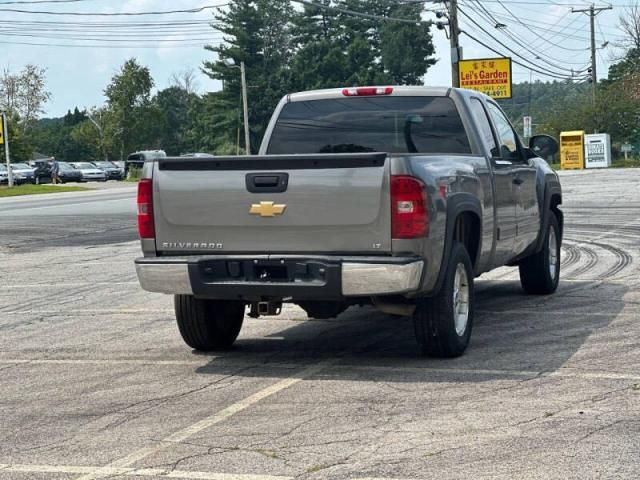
[0,168,638,480]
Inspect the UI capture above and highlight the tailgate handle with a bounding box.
[246,173,289,193]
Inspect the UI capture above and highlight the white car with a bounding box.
[0,164,26,184]
[68,162,107,182]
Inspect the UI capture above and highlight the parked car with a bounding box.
[10,163,36,184]
[180,153,213,158]
[32,160,52,184]
[69,162,107,182]
[0,164,26,185]
[135,85,563,358]
[58,162,83,183]
[92,161,125,180]
[126,150,166,175]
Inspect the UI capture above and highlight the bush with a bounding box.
[126,166,142,181]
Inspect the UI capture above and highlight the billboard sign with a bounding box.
[459,57,513,99]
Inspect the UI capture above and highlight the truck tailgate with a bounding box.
[153,153,391,254]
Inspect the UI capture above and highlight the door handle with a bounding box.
[513,177,524,186]
[246,172,289,193]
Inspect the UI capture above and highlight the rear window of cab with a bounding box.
[267,96,471,155]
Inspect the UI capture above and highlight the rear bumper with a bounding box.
[135,255,424,300]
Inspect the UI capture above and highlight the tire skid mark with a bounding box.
[567,245,599,278]
[561,244,581,270]
[588,240,634,279]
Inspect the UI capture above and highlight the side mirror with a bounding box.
[529,134,558,158]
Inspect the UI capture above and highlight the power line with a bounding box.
[0,2,229,15]
[465,1,589,67]
[461,29,588,80]
[459,6,587,78]
[290,0,432,24]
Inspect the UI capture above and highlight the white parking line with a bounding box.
[72,360,335,480]
[3,197,132,211]
[3,281,138,289]
[2,358,639,382]
[0,359,206,366]
[0,464,293,480]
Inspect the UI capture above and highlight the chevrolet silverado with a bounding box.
[135,86,563,357]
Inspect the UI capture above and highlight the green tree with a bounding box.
[104,58,155,158]
[202,0,294,152]
[289,0,435,90]
[0,113,32,162]
[153,86,196,156]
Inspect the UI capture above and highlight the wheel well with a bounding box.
[550,193,563,239]
[453,211,481,270]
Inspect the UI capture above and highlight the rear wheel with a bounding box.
[519,212,560,294]
[413,242,474,358]
[174,295,245,351]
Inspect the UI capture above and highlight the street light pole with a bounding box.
[224,58,251,155]
[86,110,107,161]
[240,61,251,155]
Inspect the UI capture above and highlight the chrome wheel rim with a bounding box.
[549,229,558,280]
[453,264,470,336]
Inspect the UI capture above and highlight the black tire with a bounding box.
[413,242,474,358]
[519,212,561,295]
[174,295,245,351]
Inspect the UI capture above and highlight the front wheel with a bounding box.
[413,242,474,358]
[519,212,561,294]
[174,295,245,351]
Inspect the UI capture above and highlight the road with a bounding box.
[0,186,137,250]
[0,170,639,480]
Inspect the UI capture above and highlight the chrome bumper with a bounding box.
[341,261,424,295]
[136,263,193,295]
[135,258,424,297]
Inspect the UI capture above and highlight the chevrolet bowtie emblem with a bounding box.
[250,201,287,217]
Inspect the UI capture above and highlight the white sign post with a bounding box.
[621,143,633,160]
[1,112,12,188]
[523,116,532,139]
[584,133,611,169]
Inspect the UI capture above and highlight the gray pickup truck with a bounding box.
[135,86,563,358]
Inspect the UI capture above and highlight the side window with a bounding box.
[486,102,521,161]
[469,99,498,158]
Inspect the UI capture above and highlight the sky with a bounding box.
[0,0,631,118]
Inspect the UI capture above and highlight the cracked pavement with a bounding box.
[0,169,639,479]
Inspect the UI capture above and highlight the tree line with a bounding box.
[1,0,639,163]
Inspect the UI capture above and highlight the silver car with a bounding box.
[10,163,36,184]
[68,162,107,182]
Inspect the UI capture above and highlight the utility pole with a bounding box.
[449,0,461,87]
[1,112,13,188]
[240,61,251,155]
[571,4,613,104]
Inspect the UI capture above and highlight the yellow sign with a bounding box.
[459,57,512,99]
[250,201,286,217]
[560,131,585,170]
[0,115,4,145]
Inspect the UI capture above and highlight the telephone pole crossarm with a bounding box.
[571,4,613,91]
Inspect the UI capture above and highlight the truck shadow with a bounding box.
[195,279,628,383]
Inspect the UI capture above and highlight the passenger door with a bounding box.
[485,102,540,257]
[469,98,516,266]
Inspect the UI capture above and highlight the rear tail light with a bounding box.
[342,87,394,97]
[137,178,155,239]
[391,175,428,239]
